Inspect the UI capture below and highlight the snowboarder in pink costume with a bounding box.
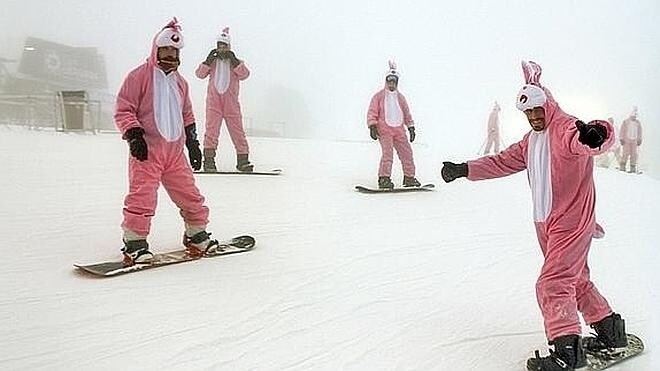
[195,27,253,172]
[367,61,420,189]
[115,18,220,265]
[483,101,502,154]
[441,61,629,371]
[619,107,643,173]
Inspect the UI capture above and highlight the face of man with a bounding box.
[386,78,398,92]
[157,46,180,74]
[524,107,546,131]
[216,41,230,52]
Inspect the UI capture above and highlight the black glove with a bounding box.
[441,161,468,183]
[123,127,148,161]
[408,127,416,143]
[204,49,218,65]
[637,140,642,146]
[185,124,202,171]
[576,120,607,149]
[223,51,240,67]
[369,125,379,140]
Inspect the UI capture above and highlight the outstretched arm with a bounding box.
[467,137,528,180]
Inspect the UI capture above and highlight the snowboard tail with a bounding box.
[75,235,255,277]
[585,334,644,371]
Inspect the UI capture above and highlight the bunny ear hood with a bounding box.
[148,17,184,65]
[217,27,231,45]
[385,60,400,84]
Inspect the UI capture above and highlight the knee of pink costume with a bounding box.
[466,61,616,341]
[367,63,416,178]
[195,27,250,153]
[162,151,209,227]
[115,18,209,237]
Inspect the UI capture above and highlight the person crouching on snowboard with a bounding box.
[366,61,420,189]
[114,18,219,265]
[195,27,253,172]
[441,61,628,371]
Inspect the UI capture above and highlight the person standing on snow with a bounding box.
[441,61,629,371]
[366,61,420,189]
[195,27,253,172]
[115,18,219,265]
[483,101,502,154]
[619,107,643,173]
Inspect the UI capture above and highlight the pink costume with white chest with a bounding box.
[367,61,416,179]
[195,27,251,154]
[467,61,616,341]
[115,19,209,239]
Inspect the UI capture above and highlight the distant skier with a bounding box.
[594,117,621,169]
[366,61,420,189]
[619,107,643,173]
[195,27,253,172]
[114,18,219,265]
[483,101,502,154]
[441,61,629,371]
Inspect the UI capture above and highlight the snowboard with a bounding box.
[585,334,644,371]
[194,168,282,176]
[355,183,435,194]
[525,334,644,371]
[74,235,255,277]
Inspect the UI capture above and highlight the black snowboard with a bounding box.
[194,169,282,176]
[355,183,435,194]
[74,235,255,277]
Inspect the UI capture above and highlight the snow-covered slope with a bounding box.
[1,126,657,370]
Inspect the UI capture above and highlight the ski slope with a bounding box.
[1,126,657,370]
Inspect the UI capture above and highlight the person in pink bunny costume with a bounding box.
[366,61,420,189]
[483,101,502,154]
[618,106,643,173]
[195,27,253,172]
[441,61,629,371]
[115,18,220,265]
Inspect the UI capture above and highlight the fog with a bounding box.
[2,0,658,176]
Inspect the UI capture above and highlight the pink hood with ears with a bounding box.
[147,17,184,67]
[519,60,574,130]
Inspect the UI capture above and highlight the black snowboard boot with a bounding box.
[236,153,254,172]
[203,148,217,172]
[527,335,587,371]
[183,230,220,257]
[403,176,421,187]
[629,165,637,174]
[378,176,394,189]
[583,313,628,353]
[121,239,154,265]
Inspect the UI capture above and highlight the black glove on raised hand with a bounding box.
[123,127,148,161]
[408,126,416,143]
[369,125,379,140]
[184,124,202,171]
[204,49,218,65]
[441,161,468,183]
[224,51,240,67]
[576,120,608,149]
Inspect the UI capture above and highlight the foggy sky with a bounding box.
[2,0,658,174]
